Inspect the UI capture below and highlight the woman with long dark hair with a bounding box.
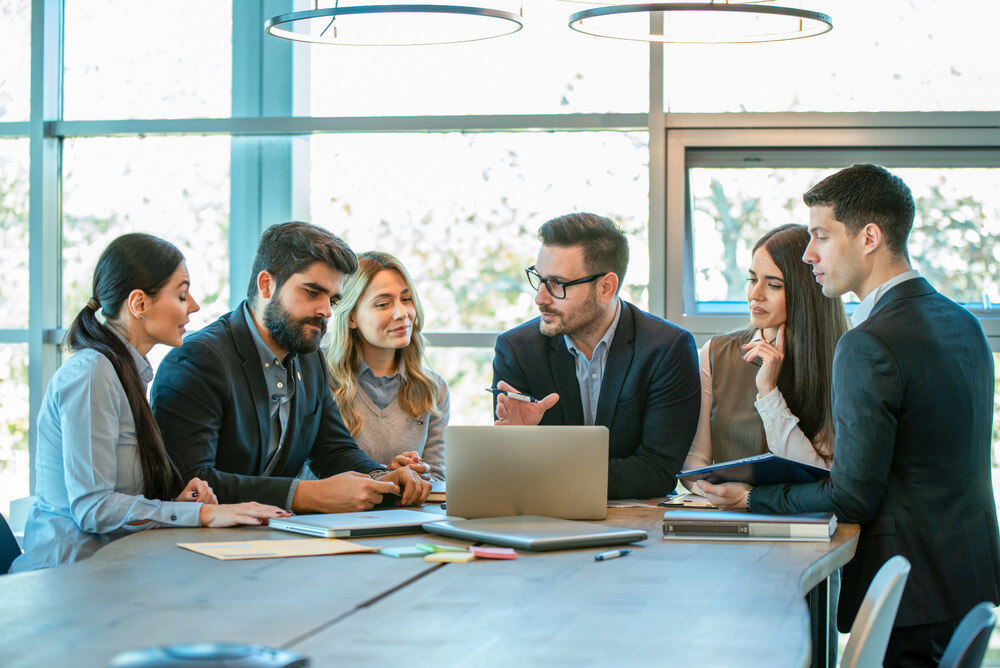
[11,234,288,572]
[683,223,850,474]
[324,251,449,479]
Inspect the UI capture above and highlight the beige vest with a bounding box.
[709,332,765,463]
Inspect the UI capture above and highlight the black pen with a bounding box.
[485,387,537,403]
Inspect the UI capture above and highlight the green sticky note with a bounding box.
[415,543,466,553]
[379,546,426,558]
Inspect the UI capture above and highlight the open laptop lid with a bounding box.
[269,509,445,538]
[425,516,647,551]
[444,425,609,520]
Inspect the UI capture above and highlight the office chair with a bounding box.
[839,555,911,668]
[937,602,998,668]
[0,511,22,575]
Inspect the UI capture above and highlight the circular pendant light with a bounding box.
[265,4,524,46]
[568,2,832,44]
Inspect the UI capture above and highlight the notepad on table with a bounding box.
[178,538,377,560]
[427,479,446,503]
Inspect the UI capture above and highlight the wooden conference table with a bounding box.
[0,507,858,667]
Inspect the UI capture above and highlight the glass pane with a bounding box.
[62,136,231,331]
[0,138,29,328]
[689,167,1000,311]
[309,131,649,332]
[63,1,232,120]
[423,347,495,427]
[304,0,648,115]
[664,0,1000,113]
[0,344,29,518]
[0,0,31,121]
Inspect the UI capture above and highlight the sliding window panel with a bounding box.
[663,0,1000,113]
[61,136,231,335]
[303,0,648,116]
[0,344,29,517]
[423,347,496,427]
[62,0,232,120]
[309,131,650,332]
[0,138,29,328]
[688,166,1000,315]
[0,0,30,122]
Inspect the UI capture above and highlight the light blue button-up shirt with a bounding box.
[11,327,202,572]
[359,359,404,410]
[850,269,921,327]
[563,299,622,426]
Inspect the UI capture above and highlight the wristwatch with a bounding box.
[369,469,391,480]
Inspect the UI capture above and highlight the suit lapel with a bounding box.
[549,336,585,425]
[595,302,635,425]
[228,304,273,471]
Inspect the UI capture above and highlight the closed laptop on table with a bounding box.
[444,425,609,520]
[269,509,445,538]
[426,515,647,551]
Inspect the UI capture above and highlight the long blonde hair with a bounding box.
[325,251,442,437]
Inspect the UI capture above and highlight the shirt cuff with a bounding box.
[753,387,787,418]
[161,501,203,527]
[285,479,300,512]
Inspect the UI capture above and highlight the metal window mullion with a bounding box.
[27,0,64,494]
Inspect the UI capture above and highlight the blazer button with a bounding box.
[170,514,177,521]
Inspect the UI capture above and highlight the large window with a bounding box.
[0,0,30,122]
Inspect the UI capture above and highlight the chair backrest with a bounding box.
[840,555,911,668]
[938,602,998,668]
[0,512,22,575]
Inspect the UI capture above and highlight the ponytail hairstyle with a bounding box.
[325,251,443,437]
[747,224,850,463]
[67,233,185,501]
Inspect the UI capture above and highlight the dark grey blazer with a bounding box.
[752,278,1000,630]
[151,303,383,507]
[492,301,701,499]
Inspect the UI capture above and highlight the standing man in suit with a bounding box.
[492,212,701,499]
[152,222,430,513]
[699,164,1000,666]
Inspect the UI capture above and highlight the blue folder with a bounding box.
[677,453,830,486]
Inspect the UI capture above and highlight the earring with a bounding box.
[138,314,145,319]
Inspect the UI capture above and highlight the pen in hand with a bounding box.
[485,387,537,403]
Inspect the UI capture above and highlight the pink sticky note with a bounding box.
[469,546,517,560]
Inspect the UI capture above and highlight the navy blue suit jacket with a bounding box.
[492,301,701,499]
[752,278,1000,630]
[151,304,383,508]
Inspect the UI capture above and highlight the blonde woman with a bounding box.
[325,251,449,480]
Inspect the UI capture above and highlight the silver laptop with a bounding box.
[444,425,609,520]
[269,509,445,538]
[425,515,647,551]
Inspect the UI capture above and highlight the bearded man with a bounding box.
[152,222,429,512]
[492,213,700,499]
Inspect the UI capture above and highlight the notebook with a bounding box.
[268,509,446,538]
[662,510,837,541]
[425,515,647,551]
[444,425,609,520]
[677,453,830,487]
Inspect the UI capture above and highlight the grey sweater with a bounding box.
[352,370,450,480]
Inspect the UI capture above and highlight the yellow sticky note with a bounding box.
[424,551,476,563]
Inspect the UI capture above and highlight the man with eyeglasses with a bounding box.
[492,212,701,499]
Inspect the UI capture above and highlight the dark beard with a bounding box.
[263,297,327,355]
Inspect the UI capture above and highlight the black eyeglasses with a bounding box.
[525,266,607,300]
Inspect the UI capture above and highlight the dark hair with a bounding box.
[747,224,850,462]
[538,213,629,293]
[66,233,185,501]
[803,163,915,257]
[246,221,359,303]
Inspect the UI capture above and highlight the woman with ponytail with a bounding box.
[325,251,449,480]
[11,234,289,572]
